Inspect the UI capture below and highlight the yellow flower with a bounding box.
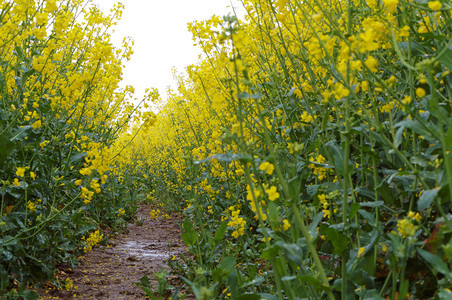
[265,186,280,201]
[262,236,272,243]
[358,247,365,258]
[246,185,261,202]
[397,218,417,238]
[300,111,314,124]
[27,201,37,212]
[416,88,426,98]
[150,209,160,219]
[428,1,442,10]
[64,279,74,291]
[80,187,94,204]
[45,0,58,13]
[90,179,101,193]
[13,178,20,187]
[408,211,422,222]
[402,95,412,105]
[83,230,103,252]
[309,155,328,181]
[365,56,379,72]
[36,12,48,26]
[235,168,244,176]
[227,208,246,238]
[32,120,42,129]
[383,0,399,13]
[40,140,49,148]
[16,167,27,177]
[79,167,92,176]
[30,171,37,180]
[399,26,410,38]
[75,179,82,186]
[282,219,291,231]
[259,162,275,175]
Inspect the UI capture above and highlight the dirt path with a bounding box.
[37,205,188,299]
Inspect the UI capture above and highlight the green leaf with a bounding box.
[325,141,354,176]
[0,132,14,162]
[399,41,429,56]
[218,255,236,274]
[358,209,376,227]
[306,184,320,197]
[257,294,278,300]
[417,248,450,275]
[299,275,322,287]
[281,275,297,281]
[181,218,197,246]
[438,288,452,299]
[394,124,405,149]
[446,117,452,151]
[279,242,303,266]
[194,153,252,164]
[308,211,323,240]
[237,92,262,99]
[14,46,25,60]
[260,244,280,260]
[363,289,385,300]
[438,45,452,72]
[182,218,194,232]
[377,182,396,204]
[350,203,360,220]
[213,256,236,281]
[181,231,197,247]
[267,201,280,230]
[240,276,265,288]
[228,270,239,299]
[356,187,377,201]
[445,119,452,191]
[325,227,348,255]
[360,201,384,208]
[68,152,87,165]
[18,290,39,300]
[411,155,430,168]
[417,187,440,211]
[214,221,228,243]
[235,294,261,300]
[0,264,8,291]
[10,125,32,141]
[403,120,438,141]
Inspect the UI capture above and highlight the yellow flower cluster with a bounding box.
[27,201,37,213]
[309,155,328,181]
[259,162,275,175]
[397,218,417,238]
[82,230,103,252]
[227,206,246,238]
[150,209,161,219]
[246,184,267,221]
[264,185,280,201]
[64,278,75,291]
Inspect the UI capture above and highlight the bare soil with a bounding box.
[36,205,188,299]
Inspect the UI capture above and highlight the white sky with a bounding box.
[92,0,245,102]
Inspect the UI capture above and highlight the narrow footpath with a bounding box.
[37,205,187,299]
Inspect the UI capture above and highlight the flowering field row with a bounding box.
[0,0,154,297]
[124,0,452,298]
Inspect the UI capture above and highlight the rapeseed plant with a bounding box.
[107,0,452,298]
